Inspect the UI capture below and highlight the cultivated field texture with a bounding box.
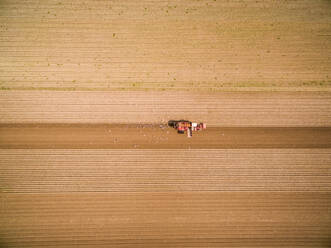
[0,0,330,91]
[1,91,331,126]
[1,149,331,247]
[1,149,331,193]
[1,0,331,247]
[1,125,331,149]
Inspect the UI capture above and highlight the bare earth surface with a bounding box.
[1,91,331,126]
[1,124,331,149]
[1,92,331,246]
[1,0,331,247]
[1,192,330,247]
[0,0,330,91]
[1,126,331,247]
[1,148,330,193]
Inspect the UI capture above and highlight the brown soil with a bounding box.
[1,124,331,149]
[2,91,331,127]
[1,0,331,246]
[1,125,331,248]
[1,149,330,193]
[0,0,330,91]
[1,126,331,247]
[1,192,330,247]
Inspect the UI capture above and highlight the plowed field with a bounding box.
[1,148,331,193]
[0,0,330,91]
[1,91,331,126]
[1,124,331,149]
[1,192,330,247]
[1,0,331,247]
[1,126,331,247]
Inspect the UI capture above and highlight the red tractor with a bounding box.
[168,120,206,137]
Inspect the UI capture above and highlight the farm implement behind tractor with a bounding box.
[168,120,206,137]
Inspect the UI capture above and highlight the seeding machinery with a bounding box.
[168,120,206,137]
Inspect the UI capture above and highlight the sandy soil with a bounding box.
[0,0,330,90]
[1,192,330,247]
[1,148,330,193]
[2,91,331,126]
[1,124,331,149]
[1,127,331,246]
[1,0,331,247]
